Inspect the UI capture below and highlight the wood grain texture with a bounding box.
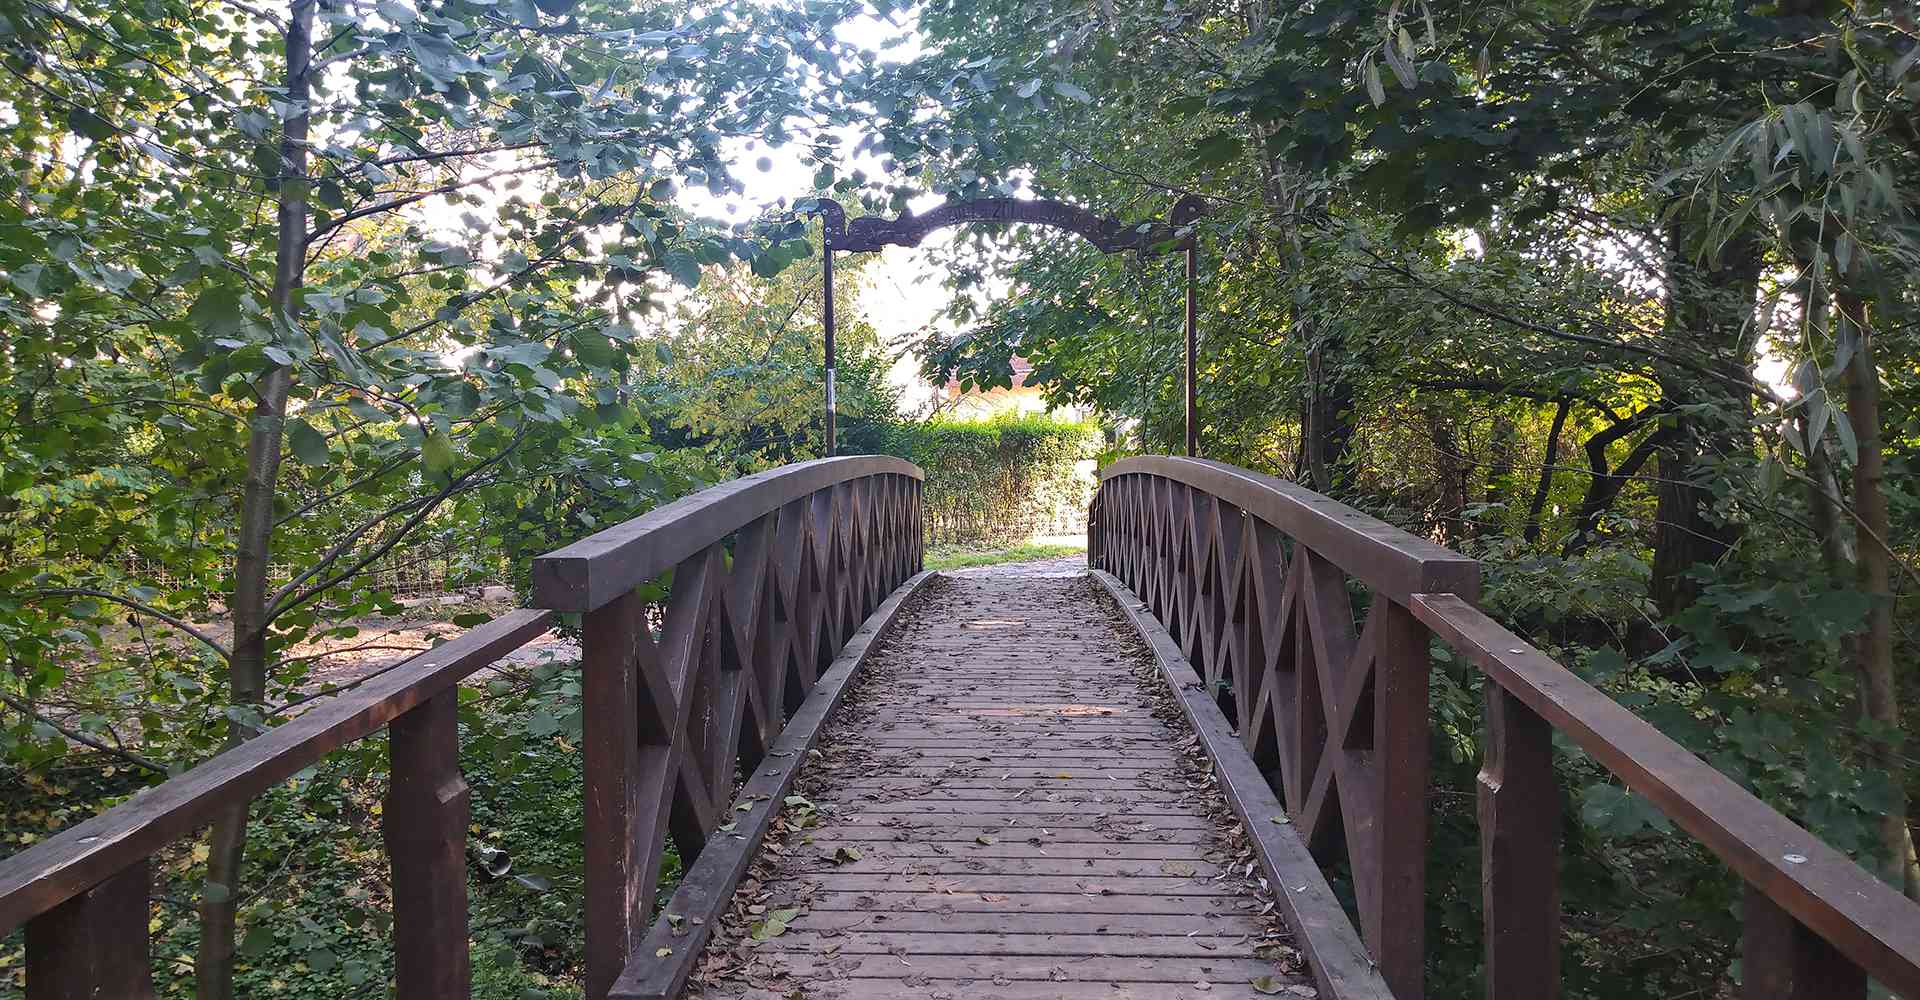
[24,860,151,1000]
[1412,592,1918,997]
[385,691,471,1000]
[694,573,1317,1000]
[0,608,553,936]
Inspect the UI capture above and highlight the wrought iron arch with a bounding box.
[810,195,1207,456]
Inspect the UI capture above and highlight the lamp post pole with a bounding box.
[822,239,837,457]
[1184,242,1198,458]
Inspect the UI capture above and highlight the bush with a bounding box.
[883,414,1098,546]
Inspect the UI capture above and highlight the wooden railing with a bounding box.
[0,455,926,1000]
[1088,456,1920,1000]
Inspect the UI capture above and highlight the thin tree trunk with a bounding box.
[1836,293,1920,899]
[196,2,313,995]
[1523,398,1570,544]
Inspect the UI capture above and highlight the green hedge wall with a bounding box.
[884,414,1098,547]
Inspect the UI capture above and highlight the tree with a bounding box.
[0,0,860,990]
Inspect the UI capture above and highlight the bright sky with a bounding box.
[669,12,961,412]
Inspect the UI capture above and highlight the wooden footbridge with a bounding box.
[4,456,1920,999]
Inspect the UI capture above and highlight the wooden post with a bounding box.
[1371,599,1430,1000]
[1742,885,1867,999]
[385,690,471,1000]
[1184,244,1198,457]
[582,589,672,999]
[25,860,152,1000]
[1479,684,1560,1000]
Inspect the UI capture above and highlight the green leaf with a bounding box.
[664,252,701,288]
[1193,133,1243,166]
[286,420,329,465]
[422,429,455,477]
[189,286,245,339]
[68,107,115,142]
[1053,80,1092,103]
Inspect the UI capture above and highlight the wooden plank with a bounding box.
[1742,883,1867,999]
[711,983,1288,1000]
[1479,684,1560,1000]
[1368,599,1430,1000]
[783,911,1270,934]
[1093,569,1394,1000]
[24,860,151,1000]
[791,840,1226,859]
[606,570,935,1000]
[775,873,1246,895]
[715,953,1283,982]
[750,931,1274,957]
[1412,592,1920,997]
[773,857,1230,877]
[384,691,470,999]
[581,588,667,1000]
[0,609,553,935]
[795,890,1275,915]
[532,456,921,612]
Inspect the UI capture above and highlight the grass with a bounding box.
[924,540,1086,571]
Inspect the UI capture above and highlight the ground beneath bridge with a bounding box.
[693,565,1315,1000]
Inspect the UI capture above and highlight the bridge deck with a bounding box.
[693,565,1315,999]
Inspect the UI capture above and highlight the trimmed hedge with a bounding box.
[884,414,1098,546]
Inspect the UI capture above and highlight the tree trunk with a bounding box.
[1302,337,1355,493]
[1835,294,1920,900]
[1649,223,1761,617]
[196,2,313,995]
[1426,409,1466,544]
[1523,398,1570,544]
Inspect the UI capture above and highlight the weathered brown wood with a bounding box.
[608,570,935,1000]
[1093,568,1396,1000]
[532,456,920,612]
[1412,591,1920,997]
[24,860,152,1000]
[1101,457,1479,603]
[1479,684,1560,1000]
[701,573,1318,1000]
[1743,884,1867,999]
[1368,600,1431,1000]
[581,588,671,1000]
[0,609,552,934]
[385,690,470,1000]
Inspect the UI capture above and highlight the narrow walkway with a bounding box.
[694,569,1315,999]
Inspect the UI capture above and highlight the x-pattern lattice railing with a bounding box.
[531,456,925,999]
[0,456,927,1000]
[1089,456,1920,1000]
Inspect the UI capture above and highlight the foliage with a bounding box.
[0,626,623,998]
[923,540,1086,572]
[885,412,1097,546]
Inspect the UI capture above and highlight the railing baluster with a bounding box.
[385,690,471,1000]
[1742,884,1867,999]
[582,588,669,999]
[25,860,151,1000]
[1479,684,1559,1000]
[1370,599,1431,1000]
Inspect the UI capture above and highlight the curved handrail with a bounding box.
[1090,457,1920,999]
[532,455,921,612]
[1100,456,1478,600]
[0,456,928,1000]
